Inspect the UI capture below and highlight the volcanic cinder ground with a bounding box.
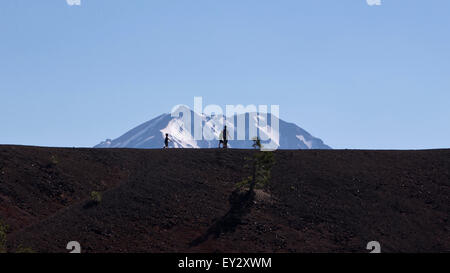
[0,145,448,253]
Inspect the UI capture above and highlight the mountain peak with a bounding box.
[95,111,331,150]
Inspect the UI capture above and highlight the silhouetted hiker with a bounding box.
[164,133,171,148]
[219,126,229,148]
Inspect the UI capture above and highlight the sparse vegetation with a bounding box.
[50,155,59,165]
[90,191,102,204]
[192,151,276,246]
[0,220,7,253]
[236,151,275,194]
[252,137,262,149]
[15,245,35,253]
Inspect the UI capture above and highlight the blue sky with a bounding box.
[0,0,449,149]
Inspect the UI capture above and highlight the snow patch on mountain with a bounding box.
[161,118,199,148]
[296,135,313,149]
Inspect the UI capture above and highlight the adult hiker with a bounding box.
[164,133,171,148]
[219,125,229,148]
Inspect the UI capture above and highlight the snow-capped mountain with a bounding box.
[95,108,331,150]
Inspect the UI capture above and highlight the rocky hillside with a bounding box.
[0,145,448,253]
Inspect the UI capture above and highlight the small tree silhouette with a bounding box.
[191,151,276,246]
[252,137,262,149]
[236,151,275,195]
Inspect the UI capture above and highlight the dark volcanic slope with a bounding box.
[0,146,448,253]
